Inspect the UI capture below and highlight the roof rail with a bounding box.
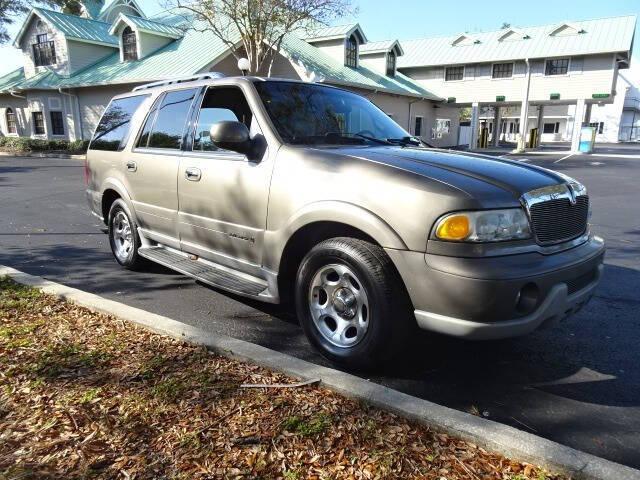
[132,72,226,92]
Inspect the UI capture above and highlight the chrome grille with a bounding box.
[529,195,589,244]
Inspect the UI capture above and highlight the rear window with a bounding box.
[89,95,148,151]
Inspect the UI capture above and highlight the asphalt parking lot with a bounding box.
[1,147,639,468]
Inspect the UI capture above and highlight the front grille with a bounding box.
[529,195,589,244]
[566,269,597,295]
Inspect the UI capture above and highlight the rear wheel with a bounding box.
[108,199,146,270]
[295,237,412,369]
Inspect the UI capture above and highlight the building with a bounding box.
[397,15,637,150]
[0,2,459,148]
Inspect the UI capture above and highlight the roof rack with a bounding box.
[132,72,226,92]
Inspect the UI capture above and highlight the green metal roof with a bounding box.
[399,15,637,68]
[4,13,437,100]
[15,8,119,47]
[307,23,368,43]
[110,13,184,38]
[0,68,27,93]
[280,34,439,100]
[81,0,105,19]
[360,40,404,56]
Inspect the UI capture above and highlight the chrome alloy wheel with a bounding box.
[309,264,370,348]
[112,211,133,262]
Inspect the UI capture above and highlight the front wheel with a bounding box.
[295,237,412,369]
[108,199,146,270]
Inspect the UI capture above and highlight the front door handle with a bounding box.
[185,167,202,181]
[126,161,137,172]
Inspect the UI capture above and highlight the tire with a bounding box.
[107,198,147,270]
[295,237,413,369]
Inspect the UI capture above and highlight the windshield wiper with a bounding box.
[386,136,422,147]
[350,133,393,145]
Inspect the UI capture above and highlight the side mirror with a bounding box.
[210,121,251,155]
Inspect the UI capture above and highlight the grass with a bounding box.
[0,276,563,479]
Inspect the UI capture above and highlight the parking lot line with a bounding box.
[554,154,575,164]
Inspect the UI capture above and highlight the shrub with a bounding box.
[0,137,89,153]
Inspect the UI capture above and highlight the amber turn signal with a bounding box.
[436,214,470,241]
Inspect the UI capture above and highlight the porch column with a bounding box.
[492,106,501,147]
[584,103,593,125]
[514,58,532,153]
[469,102,479,149]
[535,105,545,147]
[570,98,586,153]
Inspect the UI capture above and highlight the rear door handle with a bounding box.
[185,167,201,181]
[126,161,137,172]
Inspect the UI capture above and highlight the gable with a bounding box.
[451,35,480,46]
[498,29,529,42]
[549,23,585,37]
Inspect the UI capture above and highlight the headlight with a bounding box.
[435,208,531,242]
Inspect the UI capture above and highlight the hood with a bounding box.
[313,145,564,203]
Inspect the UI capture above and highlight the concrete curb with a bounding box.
[2,264,638,480]
[0,151,85,160]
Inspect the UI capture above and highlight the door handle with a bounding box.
[185,167,201,181]
[126,161,137,172]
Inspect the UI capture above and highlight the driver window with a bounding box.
[193,87,254,151]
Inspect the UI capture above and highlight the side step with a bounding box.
[138,246,274,301]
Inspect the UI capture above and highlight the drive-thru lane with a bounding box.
[1,151,639,468]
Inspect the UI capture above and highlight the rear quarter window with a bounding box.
[89,94,148,151]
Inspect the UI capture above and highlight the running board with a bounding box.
[138,246,276,302]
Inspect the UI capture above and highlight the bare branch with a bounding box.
[166,0,355,75]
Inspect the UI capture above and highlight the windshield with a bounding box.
[253,81,413,146]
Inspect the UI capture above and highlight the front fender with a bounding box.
[263,200,408,271]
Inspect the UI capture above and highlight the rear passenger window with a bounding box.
[90,95,147,151]
[137,88,198,150]
[193,87,253,151]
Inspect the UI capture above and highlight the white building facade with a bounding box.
[397,16,637,150]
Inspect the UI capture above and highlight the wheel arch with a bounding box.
[100,178,134,225]
[272,202,408,305]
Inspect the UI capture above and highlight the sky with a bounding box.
[1,0,638,77]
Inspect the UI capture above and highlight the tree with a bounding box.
[169,0,355,75]
[0,0,29,43]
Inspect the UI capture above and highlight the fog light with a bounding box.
[515,283,539,314]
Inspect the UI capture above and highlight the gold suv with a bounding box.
[86,74,605,368]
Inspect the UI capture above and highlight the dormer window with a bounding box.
[122,26,138,61]
[345,34,358,68]
[32,33,56,67]
[386,51,397,77]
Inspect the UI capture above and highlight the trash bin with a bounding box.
[579,126,596,154]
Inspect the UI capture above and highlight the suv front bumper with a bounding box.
[386,235,605,340]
